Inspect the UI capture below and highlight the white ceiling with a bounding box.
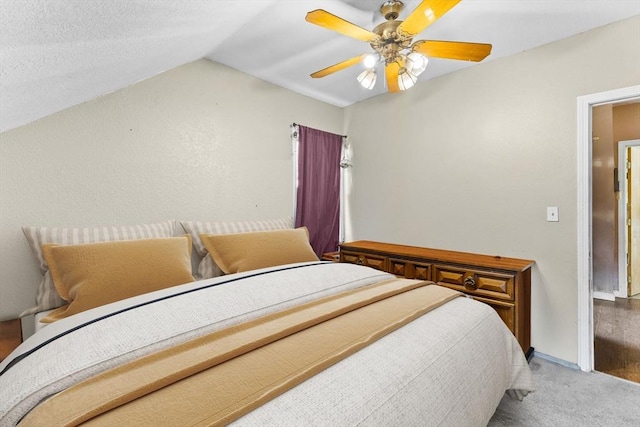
[1,0,638,133]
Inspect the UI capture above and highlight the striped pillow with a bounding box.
[180,217,293,280]
[21,220,176,316]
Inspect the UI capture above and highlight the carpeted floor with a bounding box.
[488,356,640,426]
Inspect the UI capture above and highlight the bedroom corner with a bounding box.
[0,59,344,336]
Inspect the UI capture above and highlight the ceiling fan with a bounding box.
[305,0,492,92]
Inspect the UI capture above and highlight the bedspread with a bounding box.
[0,262,533,426]
[20,279,461,426]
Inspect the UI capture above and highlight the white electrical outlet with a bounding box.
[547,207,559,222]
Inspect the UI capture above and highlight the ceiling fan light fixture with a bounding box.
[406,52,428,76]
[397,67,416,91]
[305,1,492,95]
[357,69,377,90]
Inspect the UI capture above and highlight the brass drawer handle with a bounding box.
[356,258,364,265]
[464,276,477,291]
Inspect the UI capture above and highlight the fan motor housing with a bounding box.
[380,1,404,20]
[371,20,413,64]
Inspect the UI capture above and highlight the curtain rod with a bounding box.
[292,123,347,139]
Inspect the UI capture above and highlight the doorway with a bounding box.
[619,141,640,299]
[590,105,640,382]
[577,85,640,372]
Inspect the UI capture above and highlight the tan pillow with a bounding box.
[180,217,293,279]
[199,228,319,274]
[42,236,195,322]
[21,220,177,316]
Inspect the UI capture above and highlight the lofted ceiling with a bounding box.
[1,0,639,133]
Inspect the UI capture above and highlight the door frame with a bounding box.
[577,85,640,372]
[617,140,640,298]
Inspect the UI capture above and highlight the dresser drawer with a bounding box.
[433,265,514,301]
[389,258,431,280]
[340,251,387,271]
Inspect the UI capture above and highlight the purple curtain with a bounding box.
[295,125,342,257]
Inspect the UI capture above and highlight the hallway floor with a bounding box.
[594,297,640,383]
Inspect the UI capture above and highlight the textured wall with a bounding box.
[343,16,640,363]
[0,59,343,330]
[614,103,640,142]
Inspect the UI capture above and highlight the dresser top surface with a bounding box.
[340,241,534,272]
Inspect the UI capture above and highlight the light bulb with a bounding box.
[363,54,377,69]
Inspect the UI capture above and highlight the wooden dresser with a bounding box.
[339,241,534,358]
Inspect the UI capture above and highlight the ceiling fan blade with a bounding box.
[385,62,400,93]
[310,54,368,78]
[306,9,379,42]
[412,40,492,61]
[398,0,461,36]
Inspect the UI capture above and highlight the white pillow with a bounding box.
[180,217,293,279]
[21,220,176,316]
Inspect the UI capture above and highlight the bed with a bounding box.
[1,220,533,426]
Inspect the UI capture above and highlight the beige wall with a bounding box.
[0,59,344,329]
[343,16,640,363]
[614,103,640,143]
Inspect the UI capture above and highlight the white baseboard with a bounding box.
[533,351,581,370]
[593,291,615,301]
[613,289,627,299]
